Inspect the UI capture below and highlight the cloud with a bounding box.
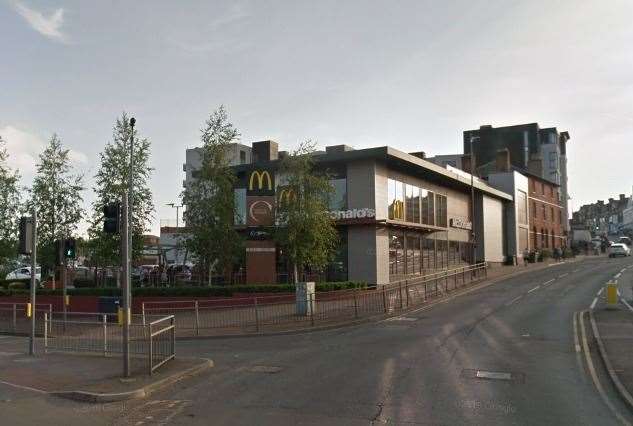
[0,125,86,186]
[13,1,68,43]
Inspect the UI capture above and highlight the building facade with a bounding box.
[183,142,252,189]
[528,174,564,250]
[215,141,512,286]
[571,193,631,236]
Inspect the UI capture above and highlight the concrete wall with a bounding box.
[482,195,505,264]
[488,171,528,259]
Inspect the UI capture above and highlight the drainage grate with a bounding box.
[461,369,525,384]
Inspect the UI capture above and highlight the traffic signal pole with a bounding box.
[122,193,130,377]
[29,209,37,356]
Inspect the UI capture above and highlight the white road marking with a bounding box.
[615,273,622,279]
[542,279,555,286]
[0,380,47,394]
[505,296,523,306]
[528,285,540,293]
[597,288,604,296]
[559,273,569,278]
[573,269,580,273]
[572,312,581,353]
[621,298,633,313]
[590,298,598,310]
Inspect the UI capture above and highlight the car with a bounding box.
[5,266,42,284]
[608,243,631,258]
[619,236,632,247]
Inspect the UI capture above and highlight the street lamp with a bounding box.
[166,203,183,228]
[122,116,135,378]
[469,135,479,264]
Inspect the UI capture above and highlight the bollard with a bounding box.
[353,289,359,318]
[103,314,108,356]
[44,312,48,353]
[606,281,618,310]
[12,304,17,333]
[254,297,260,332]
[194,301,200,336]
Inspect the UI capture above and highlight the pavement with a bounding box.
[3,254,632,425]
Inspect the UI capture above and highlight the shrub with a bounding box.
[73,279,97,288]
[7,281,27,290]
[0,278,31,289]
[540,249,552,260]
[562,248,574,259]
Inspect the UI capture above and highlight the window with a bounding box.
[234,188,246,225]
[532,200,537,218]
[239,150,246,164]
[329,178,347,210]
[550,207,554,223]
[406,235,421,275]
[412,187,421,223]
[517,191,528,225]
[421,189,429,224]
[435,194,447,227]
[405,184,415,223]
[549,152,558,170]
[388,179,404,220]
[389,231,405,277]
[559,210,562,224]
[191,170,201,179]
[519,228,529,252]
[422,234,435,270]
[427,191,435,226]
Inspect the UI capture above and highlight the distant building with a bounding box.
[572,193,631,236]
[183,142,252,189]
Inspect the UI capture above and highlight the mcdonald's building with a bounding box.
[227,140,512,285]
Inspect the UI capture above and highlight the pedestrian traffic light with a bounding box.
[103,202,121,234]
[19,217,33,255]
[64,238,76,259]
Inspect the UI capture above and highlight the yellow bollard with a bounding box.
[117,307,124,325]
[26,303,32,318]
[64,295,70,306]
[606,281,618,309]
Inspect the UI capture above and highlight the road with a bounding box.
[2,256,633,425]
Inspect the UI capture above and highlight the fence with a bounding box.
[143,262,488,336]
[0,303,52,335]
[43,312,175,375]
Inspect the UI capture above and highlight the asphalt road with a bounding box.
[3,255,633,425]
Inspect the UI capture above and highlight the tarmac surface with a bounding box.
[2,255,633,425]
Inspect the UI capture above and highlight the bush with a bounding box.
[0,278,30,289]
[73,279,97,288]
[7,281,27,290]
[540,249,552,260]
[562,248,574,259]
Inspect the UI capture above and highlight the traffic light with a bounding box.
[55,239,64,265]
[64,238,76,259]
[19,217,33,255]
[103,202,121,234]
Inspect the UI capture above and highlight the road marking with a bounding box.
[505,295,523,306]
[572,312,581,353]
[528,285,540,293]
[597,288,604,296]
[559,273,569,278]
[621,298,633,313]
[0,380,47,394]
[475,371,512,381]
[615,273,622,279]
[542,279,555,286]
[573,269,580,273]
[590,298,598,310]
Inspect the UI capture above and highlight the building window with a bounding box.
[517,191,527,225]
[329,178,347,210]
[549,152,558,170]
[389,231,405,277]
[405,185,415,223]
[550,207,554,223]
[388,179,405,220]
[532,200,537,218]
[191,170,201,179]
[435,194,447,227]
[519,228,529,252]
[239,150,246,164]
[234,188,246,225]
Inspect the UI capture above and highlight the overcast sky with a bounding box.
[2,0,633,236]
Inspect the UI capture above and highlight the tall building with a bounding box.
[460,123,571,237]
[182,142,252,188]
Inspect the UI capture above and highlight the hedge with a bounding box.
[0,281,367,298]
[0,279,31,289]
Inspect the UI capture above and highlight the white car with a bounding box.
[5,266,41,284]
[609,243,631,258]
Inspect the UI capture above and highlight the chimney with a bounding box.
[251,140,279,163]
[495,149,511,172]
[409,151,426,159]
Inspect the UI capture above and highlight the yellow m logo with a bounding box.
[278,188,297,205]
[249,170,273,191]
[392,200,404,220]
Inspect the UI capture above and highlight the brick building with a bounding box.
[528,173,564,250]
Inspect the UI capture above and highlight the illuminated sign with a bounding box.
[391,200,404,220]
[247,197,275,226]
[277,187,297,205]
[450,218,472,230]
[248,170,274,195]
[329,208,376,220]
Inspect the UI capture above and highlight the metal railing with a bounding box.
[0,303,52,335]
[43,312,176,375]
[142,263,488,336]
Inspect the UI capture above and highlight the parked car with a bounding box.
[608,243,631,258]
[5,266,42,284]
[618,236,632,247]
[167,264,192,282]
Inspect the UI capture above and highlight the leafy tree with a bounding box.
[88,112,154,267]
[274,141,339,283]
[29,134,84,273]
[182,106,243,284]
[0,136,22,271]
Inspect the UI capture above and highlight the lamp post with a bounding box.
[166,203,183,228]
[469,135,480,264]
[122,117,135,378]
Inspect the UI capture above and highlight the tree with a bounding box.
[182,106,243,284]
[0,136,21,271]
[88,112,154,268]
[274,141,339,283]
[29,134,84,273]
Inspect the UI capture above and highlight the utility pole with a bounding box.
[29,210,37,356]
[166,203,183,228]
[121,193,130,377]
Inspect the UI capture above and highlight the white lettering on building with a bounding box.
[329,208,376,220]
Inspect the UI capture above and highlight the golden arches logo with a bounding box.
[277,188,297,205]
[249,170,272,191]
[392,200,404,219]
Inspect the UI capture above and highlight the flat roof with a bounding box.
[234,145,513,201]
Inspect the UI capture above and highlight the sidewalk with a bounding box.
[0,336,212,402]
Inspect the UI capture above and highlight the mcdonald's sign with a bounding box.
[247,170,274,195]
[277,187,297,205]
[390,200,404,220]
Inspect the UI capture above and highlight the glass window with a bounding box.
[406,185,420,223]
[422,234,435,270]
[412,187,421,223]
[329,178,347,210]
[389,231,405,277]
[388,179,404,220]
[234,188,246,225]
[435,194,447,227]
[517,190,527,225]
[519,228,529,252]
[427,191,435,226]
[421,189,429,225]
[240,150,246,164]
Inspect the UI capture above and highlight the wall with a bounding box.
[528,177,564,249]
[488,171,529,258]
[482,195,505,264]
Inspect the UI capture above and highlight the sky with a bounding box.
[2,0,633,236]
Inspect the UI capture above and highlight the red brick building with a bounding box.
[528,174,565,250]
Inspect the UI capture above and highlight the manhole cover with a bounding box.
[461,369,525,383]
[249,366,283,373]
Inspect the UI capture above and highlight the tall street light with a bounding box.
[166,203,183,228]
[122,116,135,377]
[469,135,480,265]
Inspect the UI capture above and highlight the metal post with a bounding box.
[399,281,404,309]
[29,210,37,356]
[148,322,153,376]
[254,297,260,332]
[43,312,48,353]
[12,303,16,333]
[405,281,410,307]
[309,293,315,326]
[470,136,477,267]
[382,286,387,313]
[103,314,108,357]
[194,301,200,336]
[62,254,67,324]
[122,193,130,377]
[142,303,146,325]
[353,289,359,319]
